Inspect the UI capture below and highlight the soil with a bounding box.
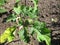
[0,0,60,45]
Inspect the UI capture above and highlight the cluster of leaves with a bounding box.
[0,0,51,45]
[18,20,51,45]
[6,0,38,22]
[33,21,51,45]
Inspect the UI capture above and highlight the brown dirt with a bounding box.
[0,0,60,45]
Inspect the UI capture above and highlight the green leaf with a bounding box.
[28,12,37,18]
[18,18,23,25]
[29,27,35,35]
[18,28,30,43]
[6,14,16,22]
[43,35,51,45]
[41,28,51,34]
[13,6,21,15]
[0,0,5,6]
[35,29,51,45]
[33,21,46,31]
[32,0,38,4]
[27,19,33,24]
[16,0,20,3]
[7,34,14,42]
[0,26,16,44]
[0,8,7,13]
[18,29,25,40]
[22,6,27,15]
